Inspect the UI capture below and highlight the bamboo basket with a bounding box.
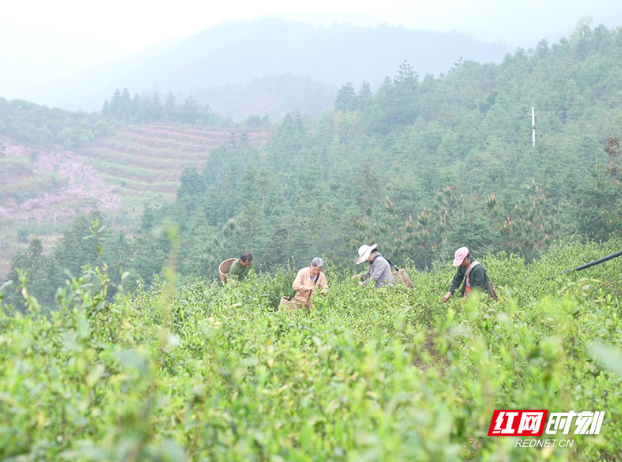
[393,268,414,288]
[280,288,313,310]
[279,295,301,310]
[218,258,237,283]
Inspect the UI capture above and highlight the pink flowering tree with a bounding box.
[1,145,121,222]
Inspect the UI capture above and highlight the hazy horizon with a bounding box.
[2,0,622,109]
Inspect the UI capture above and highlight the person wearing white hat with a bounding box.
[353,244,395,288]
[443,247,495,302]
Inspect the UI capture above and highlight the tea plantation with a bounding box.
[2,240,622,461]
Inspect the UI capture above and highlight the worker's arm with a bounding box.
[351,270,369,280]
[292,269,310,293]
[444,266,466,301]
[448,266,466,293]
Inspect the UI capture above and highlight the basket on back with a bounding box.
[393,268,414,288]
[218,258,237,283]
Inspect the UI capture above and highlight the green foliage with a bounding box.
[572,169,622,242]
[106,21,622,284]
[2,241,622,460]
[102,89,223,127]
[2,213,127,311]
[6,21,622,298]
[334,83,356,111]
[0,98,111,148]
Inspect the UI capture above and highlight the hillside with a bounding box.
[0,124,271,278]
[32,19,512,112]
[75,124,270,219]
[39,21,622,290]
[5,21,622,306]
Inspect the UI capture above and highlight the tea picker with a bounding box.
[444,247,498,302]
[219,253,253,283]
[280,257,328,309]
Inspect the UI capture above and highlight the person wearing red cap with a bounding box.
[443,247,495,302]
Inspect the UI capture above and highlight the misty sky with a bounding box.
[6,0,621,50]
[2,0,622,103]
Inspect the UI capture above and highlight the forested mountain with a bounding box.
[0,95,266,279]
[0,92,230,149]
[33,19,511,114]
[4,21,622,310]
[101,75,337,122]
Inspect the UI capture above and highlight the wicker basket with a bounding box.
[393,268,414,288]
[279,296,301,310]
[218,258,237,283]
[280,288,313,310]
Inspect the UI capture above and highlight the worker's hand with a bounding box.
[351,274,361,280]
[358,281,364,287]
[443,291,452,302]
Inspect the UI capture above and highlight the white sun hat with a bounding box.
[356,243,378,264]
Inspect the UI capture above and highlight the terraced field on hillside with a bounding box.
[0,124,271,277]
[76,124,270,225]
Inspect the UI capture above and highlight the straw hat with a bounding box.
[356,244,378,264]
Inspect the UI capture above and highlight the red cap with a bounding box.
[453,247,469,266]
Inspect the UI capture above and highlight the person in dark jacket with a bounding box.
[443,247,494,301]
[353,244,395,288]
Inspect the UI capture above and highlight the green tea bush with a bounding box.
[2,241,622,461]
